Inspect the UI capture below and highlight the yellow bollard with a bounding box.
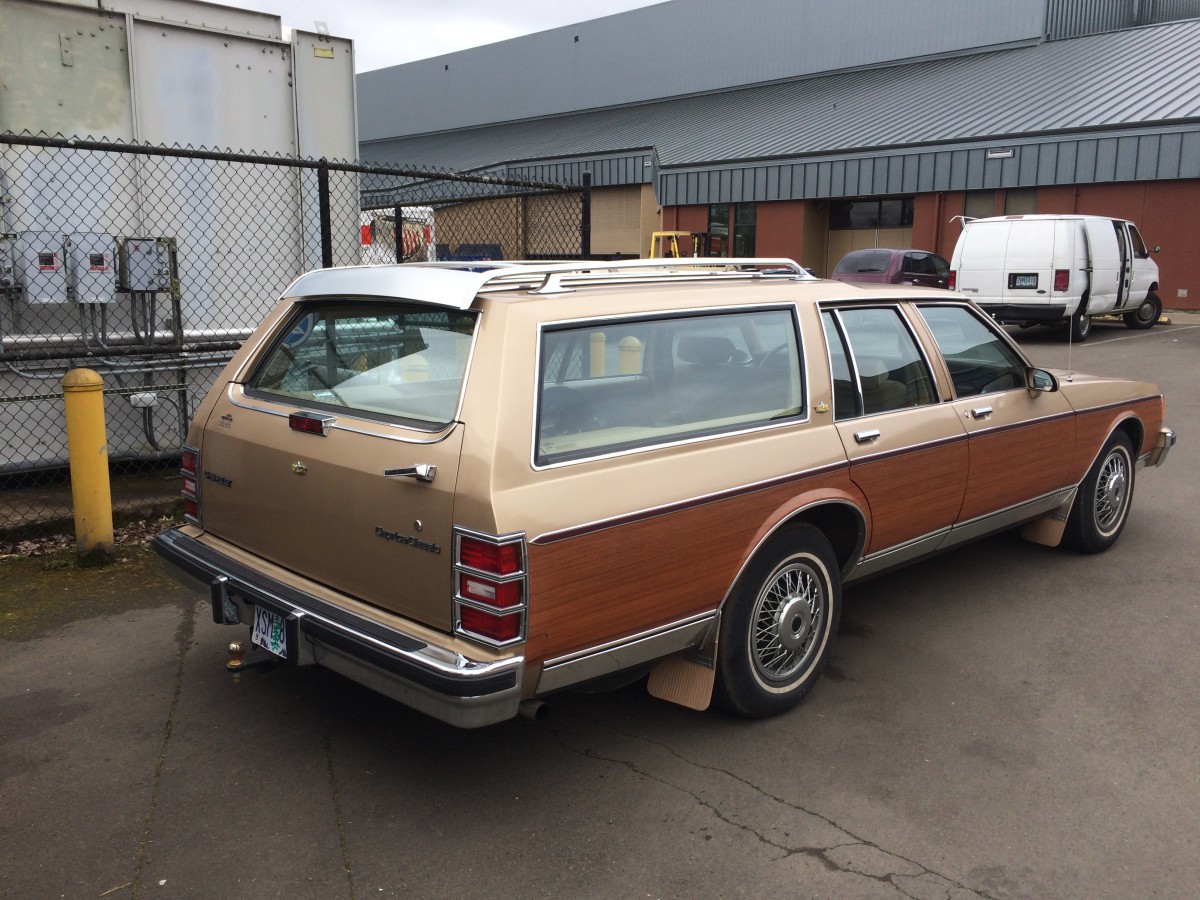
[62,368,115,566]
[618,336,644,375]
[589,332,606,377]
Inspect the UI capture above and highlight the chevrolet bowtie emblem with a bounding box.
[815,402,830,413]
[292,461,308,475]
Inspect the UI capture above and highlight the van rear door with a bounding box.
[999,218,1060,308]
[195,300,477,633]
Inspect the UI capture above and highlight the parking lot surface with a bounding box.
[2,313,1197,899]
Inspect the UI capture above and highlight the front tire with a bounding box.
[714,525,840,718]
[1064,432,1135,554]
[1123,291,1161,330]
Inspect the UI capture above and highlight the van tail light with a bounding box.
[180,444,201,525]
[948,270,957,290]
[1053,269,1070,292]
[453,528,527,647]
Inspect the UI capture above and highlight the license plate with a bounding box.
[251,605,288,659]
[1011,273,1038,288]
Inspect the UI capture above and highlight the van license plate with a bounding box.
[251,605,288,659]
[1010,273,1038,289]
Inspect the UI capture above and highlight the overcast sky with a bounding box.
[231,0,668,72]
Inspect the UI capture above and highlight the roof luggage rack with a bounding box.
[285,257,814,309]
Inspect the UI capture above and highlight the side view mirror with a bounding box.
[1153,245,1161,253]
[1026,367,1058,394]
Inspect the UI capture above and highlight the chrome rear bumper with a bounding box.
[153,527,523,728]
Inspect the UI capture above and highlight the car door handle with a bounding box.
[384,464,437,482]
[970,406,993,420]
[854,429,881,444]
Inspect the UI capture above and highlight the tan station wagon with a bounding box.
[154,258,1176,727]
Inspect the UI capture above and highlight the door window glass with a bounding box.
[1128,224,1149,258]
[827,307,937,415]
[916,305,1027,397]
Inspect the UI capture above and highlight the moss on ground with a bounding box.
[0,544,196,641]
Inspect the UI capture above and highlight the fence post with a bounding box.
[580,171,592,260]
[61,368,115,566]
[318,159,333,268]
[394,205,405,263]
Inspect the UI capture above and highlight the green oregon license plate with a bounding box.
[251,605,288,659]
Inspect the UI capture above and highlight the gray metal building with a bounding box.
[358,0,1200,307]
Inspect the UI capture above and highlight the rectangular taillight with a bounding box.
[180,444,200,525]
[948,270,956,290]
[1053,269,1070,292]
[453,527,527,648]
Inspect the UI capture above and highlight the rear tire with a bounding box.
[1064,432,1135,554]
[1123,291,1161,330]
[1065,306,1091,342]
[714,525,840,718]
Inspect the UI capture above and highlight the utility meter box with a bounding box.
[118,237,171,292]
[17,232,68,304]
[67,232,116,304]
[0,236,17,291]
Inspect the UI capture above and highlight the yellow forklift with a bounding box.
[647,230,715,258]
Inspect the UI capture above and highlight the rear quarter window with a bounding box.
[536,307,805,466]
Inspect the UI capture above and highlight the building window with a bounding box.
[708,203,756,256]
[1004,188,1037,215]
[964,190,996,220]
[829,198,914,229]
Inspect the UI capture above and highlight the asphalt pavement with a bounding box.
[2,312,1198,899]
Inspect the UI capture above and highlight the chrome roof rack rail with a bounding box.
[285,258,812,310]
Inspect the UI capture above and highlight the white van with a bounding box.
[950,214,1160,341]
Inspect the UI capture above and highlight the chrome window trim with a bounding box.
[530,303,809,470]
[226,384,462,446]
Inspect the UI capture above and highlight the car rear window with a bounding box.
[245,301,476,429]
[834,250,892,274]
[536,308,804,466]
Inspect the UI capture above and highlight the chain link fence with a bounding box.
[0,132,589,535]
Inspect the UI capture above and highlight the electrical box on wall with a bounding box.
[66,233,116,304]
[16,232,68,304]
[0,236,16,291]
[118,237,171,292]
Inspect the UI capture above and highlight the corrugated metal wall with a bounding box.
[658,127,1200,206]
[1048,0,1200,38]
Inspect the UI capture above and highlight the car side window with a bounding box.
[822,307,938,417]
[537,308,804,466]
[916,304,1027,397]
[821,311,860,421]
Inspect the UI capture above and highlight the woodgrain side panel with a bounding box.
[524,470,860,666]
[846,439,970,553]
[959,414,1077,522]
[1074,398,1164,466]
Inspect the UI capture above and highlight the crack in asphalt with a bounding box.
[324,733,357,900]
[129,600,196,899]
[551,715,994,900]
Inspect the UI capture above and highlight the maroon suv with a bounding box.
[830,248,950,288]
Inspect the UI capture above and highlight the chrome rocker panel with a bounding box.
[153,528,523,728]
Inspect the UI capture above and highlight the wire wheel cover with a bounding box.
[1095,449,1129,532]
[751,559,825,682]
